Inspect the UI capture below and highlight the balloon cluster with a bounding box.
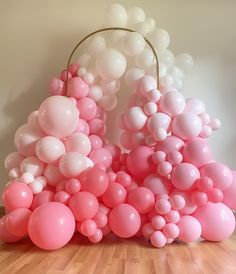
[1,3,236,250]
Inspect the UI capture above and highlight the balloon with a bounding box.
[0,216,23,243]
[31,190,55,211]
[65,179,81,195]
[155,199,171,214]
[43,163,65,187]
[127,187,155,214]
[20,156,45,177]
[135,48,155,69]
[169,194,185,210]
[4,152,24,171]
[28,202,75,250]
[176,53,194,71]
[159,91,185,117]
[77,97,97,121]
[54,191,71,204]
[69,191,99,222]
[143,174,171,195]
[67,77,89,99]
[177,216,202,243]
[157,136,184,153]
[88,119,106,136]
[128,6,145,25]
[79,167,109,197]
[184,98,206,114]
[163,223,179,239]
[80,219,97,237]
[150,231,167,248]
[2,182,33,211]
[123,32,145,56]
[76,119,90,135]
[124,106,147,131]
[65,133,91,156]
[137,75,157,95]
[93,211,108,228]
[149,28,170,51]
[36,136,66,164]
[89,85,103,102]
[38,95,79,138]
[89,148,112,169]
[193,202,235,241]
[151,215,166,230]
[88,228,103,243]
[6,208,31,237]
[171,190,197,215]
[125,68,145,89]
[101,182,126,208]
[223,171,236,209]
[200,162,233,190]
[48,77,65,95]
[159,49,175,69]
[106,3,127,27]
[109,204,141,238]
[99,94,117,111]
[164,210,180,224]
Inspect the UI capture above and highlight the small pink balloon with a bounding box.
[48,77,65,95]
[150,231,167,248]
[152,151,166,164]
[102,182,127,208]
[159,91,185,117]
[38,96,79,138]
[28,202,75,250]
[88,119,106,136]
[196,176,213,192]
[157,136,184,153]
[116,171,132,187]
[93,211,108,228]
[6,208,32,237]
[80,219,97,237]
[31,190,55,211]
[137,75,157,95]
[60,70,72,81]
[163,223,179,239]
[164,210,180,224]
[69,191,99,222]
[88,228,103,243]
[3,182,33,211]
[109,204,141,238]
[76,119,90,135]
[43,163,65,187]
[223,171,236,210]
[67,77,89,99]
[177,216,202,243]
[155,199,171,215]
[77,97,97,121]
[89,148,112,169]
[171,190,197,215]
[89,135,103,149]
[200,162,233,190]
[157,161,172,176]
[65,179,81,195]
[127,187,155,214]
[207,188,223,203]
[142,222,155,239]
[191,191,208,206]
[167,151,183,165]
[68,63,79,76]
[4,152,24,171]
[95,106,107,122]
[0,216,23,243]
[169,194,185,210]
[143,174,172,195]
[54,191,71,204]
[171,163,200,191]
[151,215,166,230]
[193,202,235,241]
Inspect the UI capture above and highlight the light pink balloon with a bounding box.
[38,95,79,138]
[171,163,200,191]
[0,216,23,243]
[67,77,89,99]
[163,223,179,239]
[89,148,112,169]
[155,199,171,214]
[36,136,66,164]
[142,222,155,239]
[177,216,202,243]
[151,215,166,230]
[171,190,197,215]
[54,191,71,204]
[93,211,108,228]
[143,174,171,195]
[102,182,127,208]
[80,219,97,237]
[43,163,65,187]
[6,208,32,237]
[77,97,97,121]
[14,123,45,156]
[65,133,91,156]
[109,204,141,238]
[31,190,55,211]
[169,194,185,210]
[184,97,206,114]
[193,202,235,241]
[4,152,24,171]
[88,228,103,243]
[65,179,81,195]
[164,210,180,224]
[88,118,106,136]
[159,91,185,117]
[28,202,75,250]
[150,231,167,248]
[200,162,233,190]
[157,136,184,153]
[76,119,90,135]
[223,171,236,209]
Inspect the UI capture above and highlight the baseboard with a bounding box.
[0,205,5,217]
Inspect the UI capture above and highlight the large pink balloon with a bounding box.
[38,95,79,138]
[193,202,235,241]
[2,182,33,211]
[28,202,75,250]
[0,216,23,243]
[101,182,127,208]
[6,208,32,237]
[109,204,141,238]
[177,216,202,243]
[223,171,236,209]
[69,191,99,222]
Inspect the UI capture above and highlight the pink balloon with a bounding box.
[67,77,89,99]
[54,191,71,204]
[169,194,185,210]
[65,132,91,156]
[88,228,103,243]
[102,182,127,208]
[89,148,112,169]
[89,135,103,150]
[80,219,97,237]
[171,190,197,215]
[0,216,23,243]
[109,204,141,238]
[116,171,132,187]
[200,162,233,190]
[142,223,155,239]
[223,171,236,209]
[196,176,213,192]
[76,119,90,135]
[6,208,32,237]
[150,231,167,248]
[88,118,106,136]
[183,138,212,167]
[164,210,180,224]
[127,145,155,179]
[93,211,108,228]
[77,97,97,121]
[193,202,235,241]
[151,215,166,230]
[191,191,208,206]
[171,163,200,191]
[69,191,99,222]
[127,187,155,214]
[159,91,185,117]
[28,202,75,250]
[177,216,202,243]
[155,199,171,214]
[2,182,33,211]
[207,188,223,203]
[31,190,55,211]
[43,163,65,187]
[38,95,79,138]
[79,167,109,197]
[157,136,184,153]
[48,77,65,96]
[143,174,172,195]
[65,179,81,195]
[163,223,179,239]
[4,152,24,171]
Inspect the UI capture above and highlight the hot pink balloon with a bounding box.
[0,216,23,243]
[177,216,202,243]
[93,211,108,228]
[109,204,141,238]
[223,170,236,209]
[28,202,75,250]
[80,219,97,237]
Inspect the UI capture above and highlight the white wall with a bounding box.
[0,0,236,203]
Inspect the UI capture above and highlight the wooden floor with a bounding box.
[1,232,236,274]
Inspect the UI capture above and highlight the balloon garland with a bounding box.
[1,3,236,250]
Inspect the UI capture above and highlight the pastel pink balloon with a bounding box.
[65,179,81,195]
[223,171,236,209]
[172,113,202,140]
[184,98,206,114]
[36,136,65,164]
[171,190,197,215]
[151,215,166,230]
[48,77,65,96]
[164,210,180,224]
[191,191,208,206]
[54,191,71,204]
[150,231,167,248]
[65,133,91,156]
[0,216,23,243]
[79,167,109,197]
[69,191,99,222]
[137,75,157,95]
[67,77,89,99]
[142,223,155,239]
[102,182,127,208]
[193,202,235,241]
[60,70,72,81]
[159,91,185,117]
[88,119,106,136]
[89,135,103,149]
[167,151,183,165]
[93,211,108,228]
[89,148,112,169]
[155,199,171,214]
[14,123,45,156]
[127,145,155,179]
[207,188,223,203]
[80,219,97,237]
[127,187,155,214]
[116,171,132,187]
[4,152,24,171]
[76,119,90,135]
[20,156,45,177]
[196,176,213,192]
[169,194,185,210]
[200,162,233,190]
[177,216,202,243]
[31,190,55,211]
[6,208,32,237]
[163,223,179,239]
[183,138,212,167]
[59,152,87,178]
[109,204,141,238]
[38,95,79,138]
[68,63,79,76]
[157,136,184,153]
[2,182,33,211]
[147,112,171,132]
[143,174,172,195]
[77,97,97,121]
[28,202,75,250]
[157,161,172,176]
[43,163,65,187]
[88,228,103,243]
[95,106,107,122]
[171,163,200,191]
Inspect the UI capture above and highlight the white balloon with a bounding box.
[169,66,185,79]
[160,75,174,89]
[146,17,156,29]
[96,48,126,80]
[20,156,45,177]
[124,106,147,131]
[20,172,34,184]
[123,32,145,56]
[176,53,194,71]
[173,77,183,90]
[147,113,171,132]
[109,30,127,46]
[135,21,151,35]
[83,72,95,84]
[77,54,91,67]
[29,180,43,194]
[159,63,167,78]
[128,6,145,25]
[159,49,175,68]
[99,94,117,111]
[135,48,155,69]
[100,79,120,95]
[149,29,170,52]
[88,35,106,55]
[106,3,127,26]
[77,67,87,77]
[125,68,145,88]
[88,85,103,102]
